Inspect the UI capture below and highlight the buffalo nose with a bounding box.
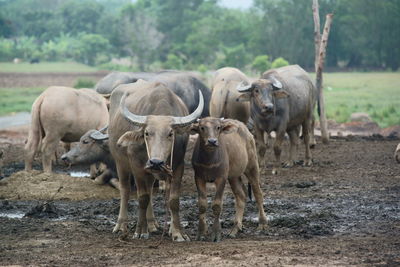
[207,138,219,146]
[262,103,274,112]
[148,159,164,169]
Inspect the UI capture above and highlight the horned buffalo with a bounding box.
[95,71,211,117]
[210,67,251,123]
[237,65,317,175]
[25,86,109,173]
[191,118,267,242]
[60,128,120,189]
[109,79,203,241]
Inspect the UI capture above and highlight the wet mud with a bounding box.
[1,133,400,266]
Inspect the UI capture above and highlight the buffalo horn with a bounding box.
[237,81,252,92]
[171,90,204,127]
[90,130,109,141]
[120,92,147,126]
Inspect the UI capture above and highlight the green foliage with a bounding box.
[0,87,45,115]
[0,62,97,73]
[0,38,14,61]
[163,54,183,70]
[252,55,271,74]
[271,57,289,69]
[217,44,249,69]
[74,78,95,89]
[197,64,208,74]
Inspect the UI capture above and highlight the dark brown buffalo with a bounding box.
[109,79,203,241]
[237,65,317,175]
[191,118,268,242]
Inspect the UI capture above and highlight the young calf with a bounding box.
[191,117,268,242]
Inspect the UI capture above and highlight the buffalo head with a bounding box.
[117,90,204,174]
[190,117,238,151]
[237,77,289,115]
[61,127,109,165]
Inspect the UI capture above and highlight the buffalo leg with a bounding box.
[133,173,153,239]
[168,163,189,241]
[113,164,131,234]
[41,135,59,173]
[211,177,226,242]
[24,134,40,171]
[244,165,268,230]
[272,131,285,175]
[254,126,267,169]
[302,120,312,166]
[228,176,246,238]
[146,177,158,233]
[195,176,208,241]
[284,129,299,168]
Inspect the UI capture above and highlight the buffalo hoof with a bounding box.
[133,232,149,239]
[113,221,128,234]
[303,159,312,167]
[172,232,190,242]
[147,221,158,233]
[228,226,241,238]
[211,230,222,242]
[257,222,268,231]
[196,233,207,241]
[283,161,295,168]
[271,169,279,175]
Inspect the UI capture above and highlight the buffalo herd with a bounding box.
[23,65,380,242]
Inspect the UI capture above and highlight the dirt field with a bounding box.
[1,123,399,266]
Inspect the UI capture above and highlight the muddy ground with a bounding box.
[0,124,399,266]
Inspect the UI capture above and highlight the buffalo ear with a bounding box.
[189,122,199,135]
[236,92,251,102]
[117,130,143,147]
[221,120,238,135]
[273,90,290,99]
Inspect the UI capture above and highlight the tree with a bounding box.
[252,55,271,74]
[271,57,289,69]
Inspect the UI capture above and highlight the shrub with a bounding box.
[163,54,183,70]
[251,55,271,74]
[271,57,289,69]
[74,78,95,89]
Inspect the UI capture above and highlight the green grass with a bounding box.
[0,87,45,115]
[318,72,400,128]
[0,61,97,73]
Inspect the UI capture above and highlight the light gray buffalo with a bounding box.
[109,79,204,241]
[210,67,251,124]
[237,65,317,175]
[95,70,211,117]
[25,86,109,173]
[191,118,267,242]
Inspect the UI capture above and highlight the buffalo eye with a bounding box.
[144,131,149,137]
[82,139,89,144]
[216,126,221,131]
[200,126,205,131]
[255,89,259,93]
[168,131,173,137]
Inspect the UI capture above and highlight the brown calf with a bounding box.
[191,118,268,242]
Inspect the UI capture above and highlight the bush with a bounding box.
[271,57,289,69]
[163,54,183,70]
[74,78,95,89]
[251,55,271,74]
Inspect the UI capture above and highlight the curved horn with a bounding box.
[120,92,147,126]
[171,90,204,127]
[98,125,108,133]
[90,130,109,141]
[271,77,282,89]
[237,81,252,92]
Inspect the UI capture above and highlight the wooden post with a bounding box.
[315,13,333,144]
[312,0,321,72]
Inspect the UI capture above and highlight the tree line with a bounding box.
[0,0,399,71]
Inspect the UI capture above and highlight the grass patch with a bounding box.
[0,87,45,115]
[0,61,97,73]
[312,72,400,128]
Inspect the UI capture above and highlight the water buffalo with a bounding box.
[60,128,120,189]
[210,67,251,124]
[237,65,317,175]
[95,71,211,117]
[25,86,109,173]
[109,79,203,241]
[191,118,267,242]
[395,143,400,163]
